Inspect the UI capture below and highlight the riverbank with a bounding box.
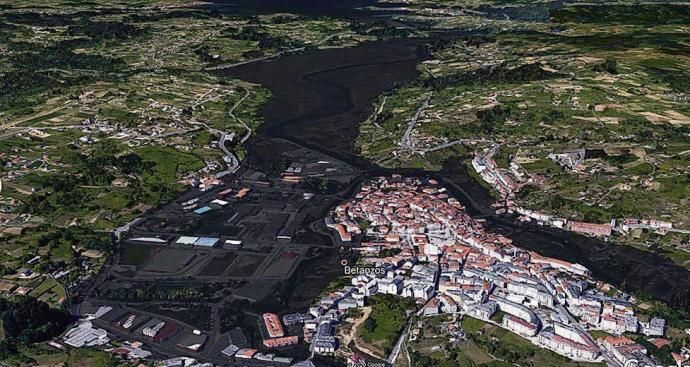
[219,36,690,311]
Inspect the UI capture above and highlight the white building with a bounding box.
[312,321,337,354]
[492,296,540,326]
[538,327,599,361]
[407,284,434,300]
[378,278,403,295]
[143,321,166,337]
[472,301,497,320]
[506,282,554,308]
[63,321,109,348]
[439,295,458,313]
[640,317,666,336]
[337,297,360,310]
[599,314,638,335]
[502,314,539,337]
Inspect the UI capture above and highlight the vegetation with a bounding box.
[459,317,603,367]
[301,177,345,195]
[2,1,690,364]
[550,4,690,26]
[224,24,303,50]
[411,316,603,367]
[100,284,224,302]
[135,145,205,203]
[355,1,690,270]
[359,294,416,354]
[422,63,563,91]
[67,20,144,41]
[461,316,487,335]
[13,138,205,226]
[476,104,513,134]
[634,290,690,329]
[0,297,71,346]
[592,58,618,74]
[2,37,124,110]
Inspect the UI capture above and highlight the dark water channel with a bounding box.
[217,13,690,310]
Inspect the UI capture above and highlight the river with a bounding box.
[215,9,690,311]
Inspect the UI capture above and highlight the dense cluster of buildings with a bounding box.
[219,314,298,365]
[325,176,671,364]
[471,146,525,204]
[517,207,681,238]
[600,336,657,367]
[548,149,586,172]
[472,148,684,239]
[63,321,110,348]
[261,313,299,348]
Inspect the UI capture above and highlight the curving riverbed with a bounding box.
[223,38,428,166]
[220,37,690,311]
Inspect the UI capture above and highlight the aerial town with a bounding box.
[2,1,690,367]
[323,176,683,367]
[472,146,690,238]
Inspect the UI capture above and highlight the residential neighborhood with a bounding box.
[324,176,685,367]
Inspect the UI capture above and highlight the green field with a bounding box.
[461,316,605,367]
[359,294,416,354]
[354,1,690,267]
[412,315,603,367]
[137,146,205,185]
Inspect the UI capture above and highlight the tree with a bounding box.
[363,317,377,332]
[476,105,513,134]
[593,58,618,74]
[0,340,19,360]
[0,297,72,344]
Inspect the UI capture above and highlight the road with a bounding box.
[369,95,388,129]
[388,264,441,365]
[0,100,75,131]
[555,304,623,367]
[397,93,492,155]
[186,88,250,176]
[217,132,240,176]
[229,87,253,144]
[418,138,493,153]
[386,320,412,365]
[400,93,432,151]
[215,86,254,176]
[340,306,372,351]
